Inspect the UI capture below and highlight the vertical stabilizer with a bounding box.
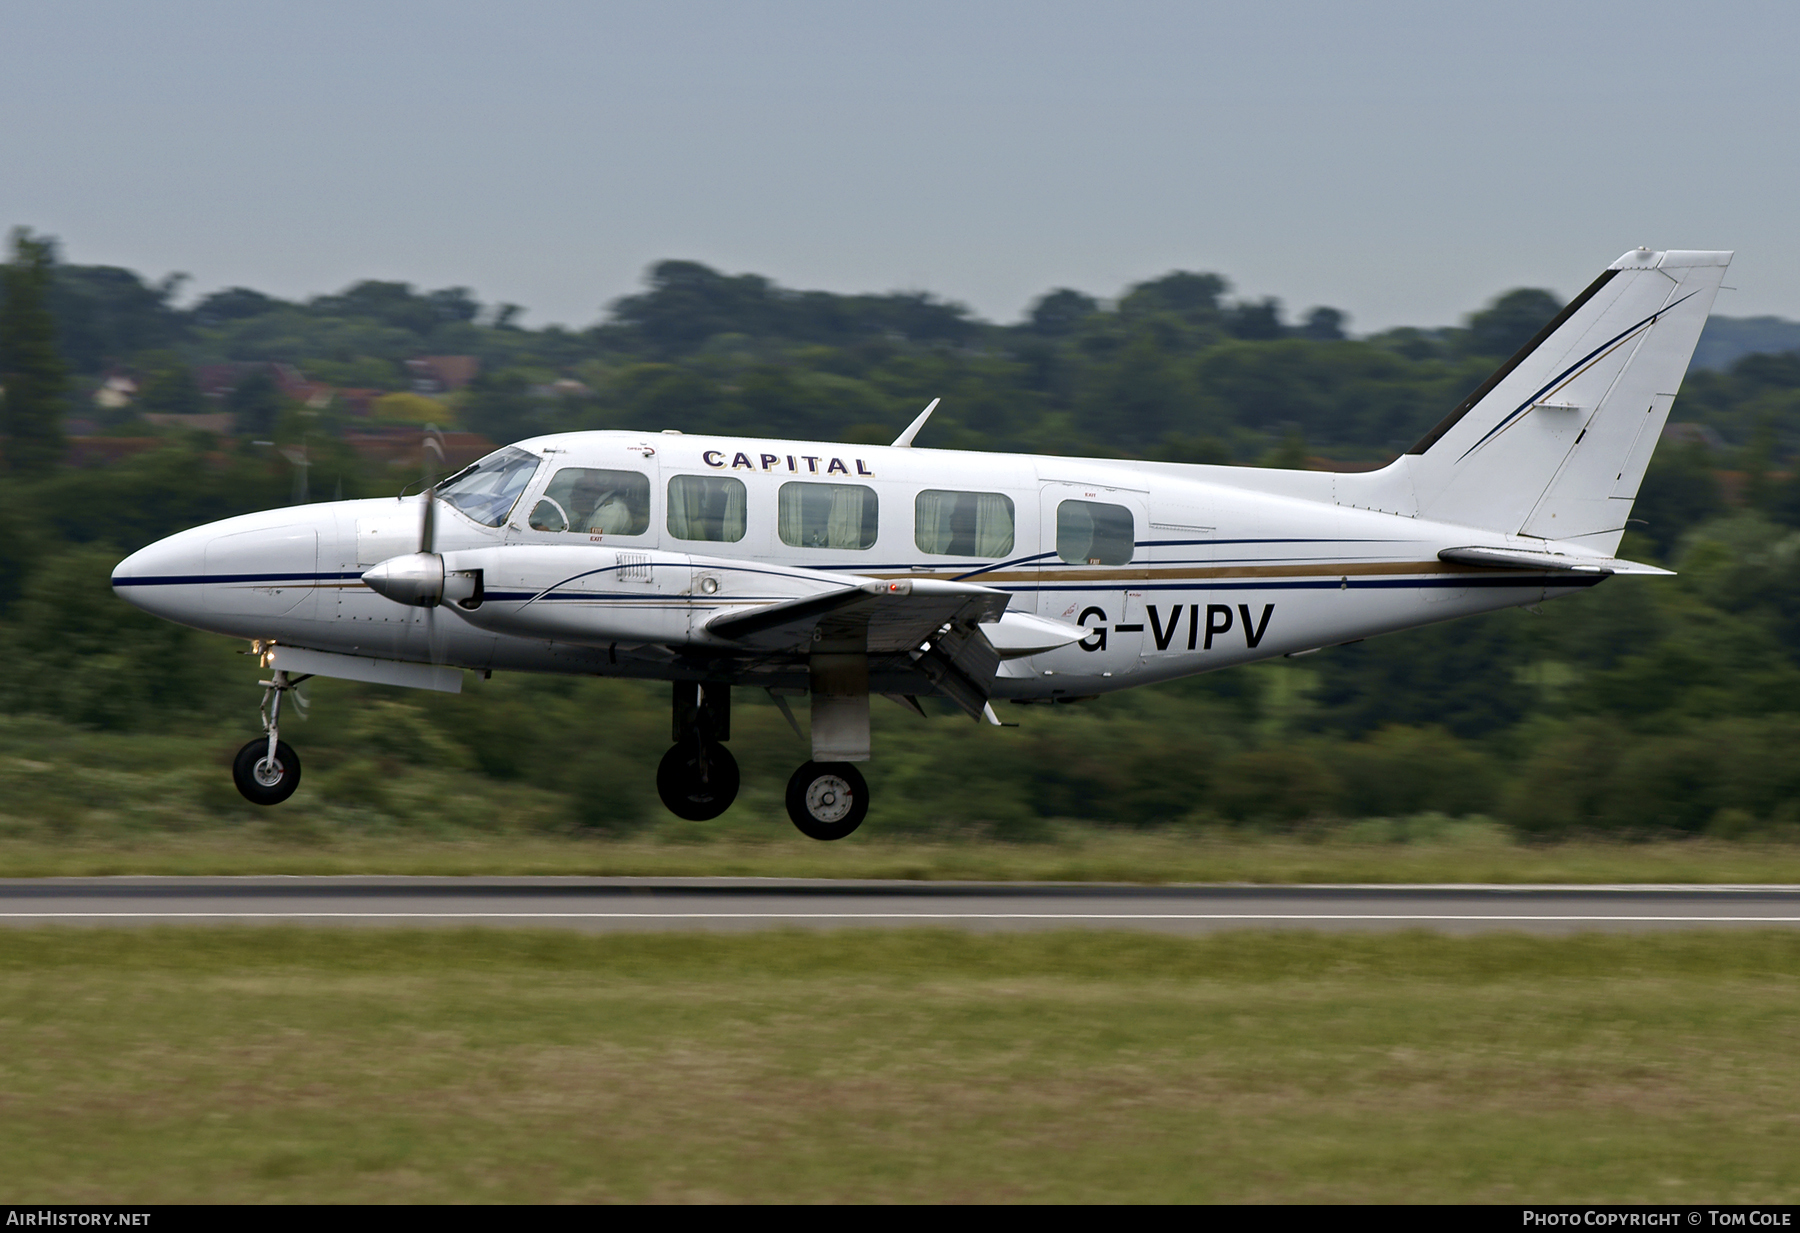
[1384,249,1730,553]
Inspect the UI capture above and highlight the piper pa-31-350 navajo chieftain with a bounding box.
[112,248,1729,839]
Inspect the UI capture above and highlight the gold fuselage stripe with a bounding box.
[875,560,1503,585]
[295,558,1527,595]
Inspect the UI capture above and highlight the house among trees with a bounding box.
[92,367,138,410]
[195,362,330,409]
[406,355,478,395]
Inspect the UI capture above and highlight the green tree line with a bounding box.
[10,236,1800,472]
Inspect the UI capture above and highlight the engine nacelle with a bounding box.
[361,552,482,608]
[434,544,848,648]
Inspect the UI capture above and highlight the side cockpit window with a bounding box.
[531,467,651,536]
[437,446,541,527]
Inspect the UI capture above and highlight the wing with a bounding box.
[705,577,1010,653]
[706,576,1089,720]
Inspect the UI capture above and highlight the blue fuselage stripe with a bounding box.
[111,571,364,586]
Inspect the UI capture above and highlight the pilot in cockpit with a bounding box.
[569,472,636,534]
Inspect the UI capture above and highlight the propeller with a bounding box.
[420,476,437,556]
[420,425,445,554]
[418,468,448,668]
[361,426,479,663]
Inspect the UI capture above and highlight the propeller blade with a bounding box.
[422,423,446,477]
[420,486,436,555]
[423,604,448,667]
[412,425,458,664]
[418,421,446,555]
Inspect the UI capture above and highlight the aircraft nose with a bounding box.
[111,529,208,620]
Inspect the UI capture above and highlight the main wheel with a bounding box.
[232,738,302,805]
[656,741,740,821]
[785,761,869,841]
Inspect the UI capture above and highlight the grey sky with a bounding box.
[4,0,1794,332]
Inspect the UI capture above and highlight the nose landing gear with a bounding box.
[232,666,306,805]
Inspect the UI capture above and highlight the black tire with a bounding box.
[656,741,740,821]
[232,738,302,806]
[785,761,869,841]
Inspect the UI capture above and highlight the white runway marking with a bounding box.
[3,912,1799,923]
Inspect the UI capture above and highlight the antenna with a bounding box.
[890,398,940,448]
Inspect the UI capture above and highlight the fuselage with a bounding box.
[112,428,1603,699]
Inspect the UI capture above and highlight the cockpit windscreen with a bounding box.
[436,446,540,527]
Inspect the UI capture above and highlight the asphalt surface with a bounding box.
[1,878,1799,934]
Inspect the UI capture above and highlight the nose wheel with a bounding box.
[231,663,307,805]
[785,761,868,840]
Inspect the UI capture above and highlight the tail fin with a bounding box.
[1393,248,1730,553]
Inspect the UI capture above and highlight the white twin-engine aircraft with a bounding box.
[113,248,1729,838]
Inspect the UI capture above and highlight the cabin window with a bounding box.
[667,474,747,543]
[915,489,1014,558]
[1056,499,1135,565]
[437,446,540,527]
[778,482,877,550]
[532,467,650,535]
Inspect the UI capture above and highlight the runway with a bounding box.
[1,878,1799,933]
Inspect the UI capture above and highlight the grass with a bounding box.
[0,928,1797,1202]
[7,713,1800,883]
[4,830,1800,883]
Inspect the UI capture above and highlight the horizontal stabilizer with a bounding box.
[1438,546,1672,576]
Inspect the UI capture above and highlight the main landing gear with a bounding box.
[785,761,868,841]
[232,667,306,805]
[653,683,870,839]
[657,682,739,820]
